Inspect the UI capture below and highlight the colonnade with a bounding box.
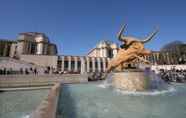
[58,52,176,74]
[0,41,13,57]
[59,56,109,74]
[144,52,176,65]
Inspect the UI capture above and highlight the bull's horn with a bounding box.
[117,24,127,41]
[141,27,159,43]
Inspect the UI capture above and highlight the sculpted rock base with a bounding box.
[111,71,150,91]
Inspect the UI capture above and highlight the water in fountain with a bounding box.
[98,69,174,95]
[144,69,168,90]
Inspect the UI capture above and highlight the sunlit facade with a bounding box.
[0,37,185,74]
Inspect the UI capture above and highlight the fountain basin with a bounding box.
[111,71,150,91]
[56,82,186,118]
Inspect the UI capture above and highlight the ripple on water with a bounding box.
[114,86,176,96]
[22,114,30,118]
[98,83,176,96]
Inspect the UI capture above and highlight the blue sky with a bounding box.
[0,0,186,55]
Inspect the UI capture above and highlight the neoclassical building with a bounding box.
[0,39,15,57]
[0,32,57,58]
[1,33,186,74]
[57,55,109,74]
[87,40,186,66]
[88,40,118,58]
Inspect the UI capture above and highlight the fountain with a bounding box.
[105,24,160,91]
[2,25,186,118]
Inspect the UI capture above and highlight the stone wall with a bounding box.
[0,74,88,88]
[20,54,58,68]
[30,83,60,118]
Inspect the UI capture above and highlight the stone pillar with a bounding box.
[68,56,71,71]
[107,58,111,68]
[154,54,157,64]
[74,56,78,72]
[43,44,48,55]
[103,48,107,57]
[80,57,85,74]
[102,58,106,72]
[61,56,64,72]
[100,48,103,57]
[151,55,153,63]
[157,53,160,64]
[28,42,31,54]
[37,43,44,55]
[16,41,24,58]
[3,43,8,56]
[153,54,156,64]
[92,57,96,72]
[166,52,170,65]
[97,57,101,72]
[86,57,90,73]
[113,48,117,58]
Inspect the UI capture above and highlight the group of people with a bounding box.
[88,72,106,81]
[1,64,186,83]
[0,66,58,75]
[0,67,38,75]
[159,68,186,83]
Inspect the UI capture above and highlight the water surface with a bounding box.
[57,82,186,118]
[0,89,49,118]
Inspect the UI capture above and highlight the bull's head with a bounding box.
[117,24,159,44]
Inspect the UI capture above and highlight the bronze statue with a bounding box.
[106,24,158,73]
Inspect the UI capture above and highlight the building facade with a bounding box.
[88,40,118,58]
[57,55,109,74]
[88,41,186,66]
[19,40,186,74]
[0,39,16,57]
[0,32,57,58]
[1,33,186,74]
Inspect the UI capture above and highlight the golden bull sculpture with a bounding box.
[106,24,158,73]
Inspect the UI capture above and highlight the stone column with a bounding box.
[154,54,157,64]
[107,58,111,68]
[97,57,101,72]
[86,57,90,73]
[43,44,48,55]
[61,56,64,72]
[100,48,103,57]
[68,56,71,71]
[92,57,95,72]
[80,57,85,74]
[74,56,78,72]
[104,48,107,57]
[153,54,155,63]
[102,58,106,72]
[37,43,44,55]
[113,48,117,58]
[157,53,160,64]
[28,42,31,54]
[3,43,8,56]
[166,52,170,65]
